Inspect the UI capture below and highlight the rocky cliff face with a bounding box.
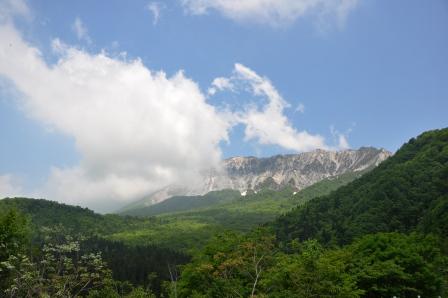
[129,147,391,208]
[209,147,391,193]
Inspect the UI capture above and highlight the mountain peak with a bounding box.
[123,147,391,209]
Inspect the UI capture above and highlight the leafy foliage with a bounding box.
[0,211,158,297]
[345,232,447,297]
[177,230,447,297]
[177,229,277,298]
[0,209,30,290]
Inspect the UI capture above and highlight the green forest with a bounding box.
[1,128,447,297]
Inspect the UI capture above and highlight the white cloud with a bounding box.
[295,103,305,113]
[146,2,164,25]
[0,22,351,211]
[72,17,91,43]
[212,63,328,152]
[0,0,30,22]
[0,174,23,198]
[181,0,359,27]
[0,24,229,212]
[208,77,234,95]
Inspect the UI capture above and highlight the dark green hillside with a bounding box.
[275,128,448,246]
[106,171,367,251]
[121,189,241,217]
[0,197,158,236]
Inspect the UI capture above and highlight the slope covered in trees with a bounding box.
[120,190,241,217]
[274,128,448,246]
[0,197,158,236]
[176,128,448,297]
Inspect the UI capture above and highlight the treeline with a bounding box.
[0,197,159,236]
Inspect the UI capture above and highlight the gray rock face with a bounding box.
[133,147,391,207]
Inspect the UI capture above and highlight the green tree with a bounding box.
[177,229,276,298]
[0,208,29,289]
[346,233,448,297]
[262,240,362,298]
[2,232,113,297]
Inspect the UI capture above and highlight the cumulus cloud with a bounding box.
[0,24,229,212]
[181,0,359,27]
[72,17,92,43]
[146,2,164,25]
[0,19,350,211]
[0,174,23,198]
[211,63,328,152]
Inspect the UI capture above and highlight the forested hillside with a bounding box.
[175,128,448,297]
[120,189,241,217]
[274,128,448,245]
[0,197,156,236]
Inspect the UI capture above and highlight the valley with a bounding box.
[1,128,447,297]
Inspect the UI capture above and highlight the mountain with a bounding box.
[121,147,391,212]
[121,169,369,218]
[274,128,448,246]
[0,168,365,253]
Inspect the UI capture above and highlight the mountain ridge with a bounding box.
[121,147,391,212]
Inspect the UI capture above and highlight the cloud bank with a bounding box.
[0,24,229,211]
[181,0,359,27]
[0,22,348,211]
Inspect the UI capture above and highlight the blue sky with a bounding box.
[0,0,447,211]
